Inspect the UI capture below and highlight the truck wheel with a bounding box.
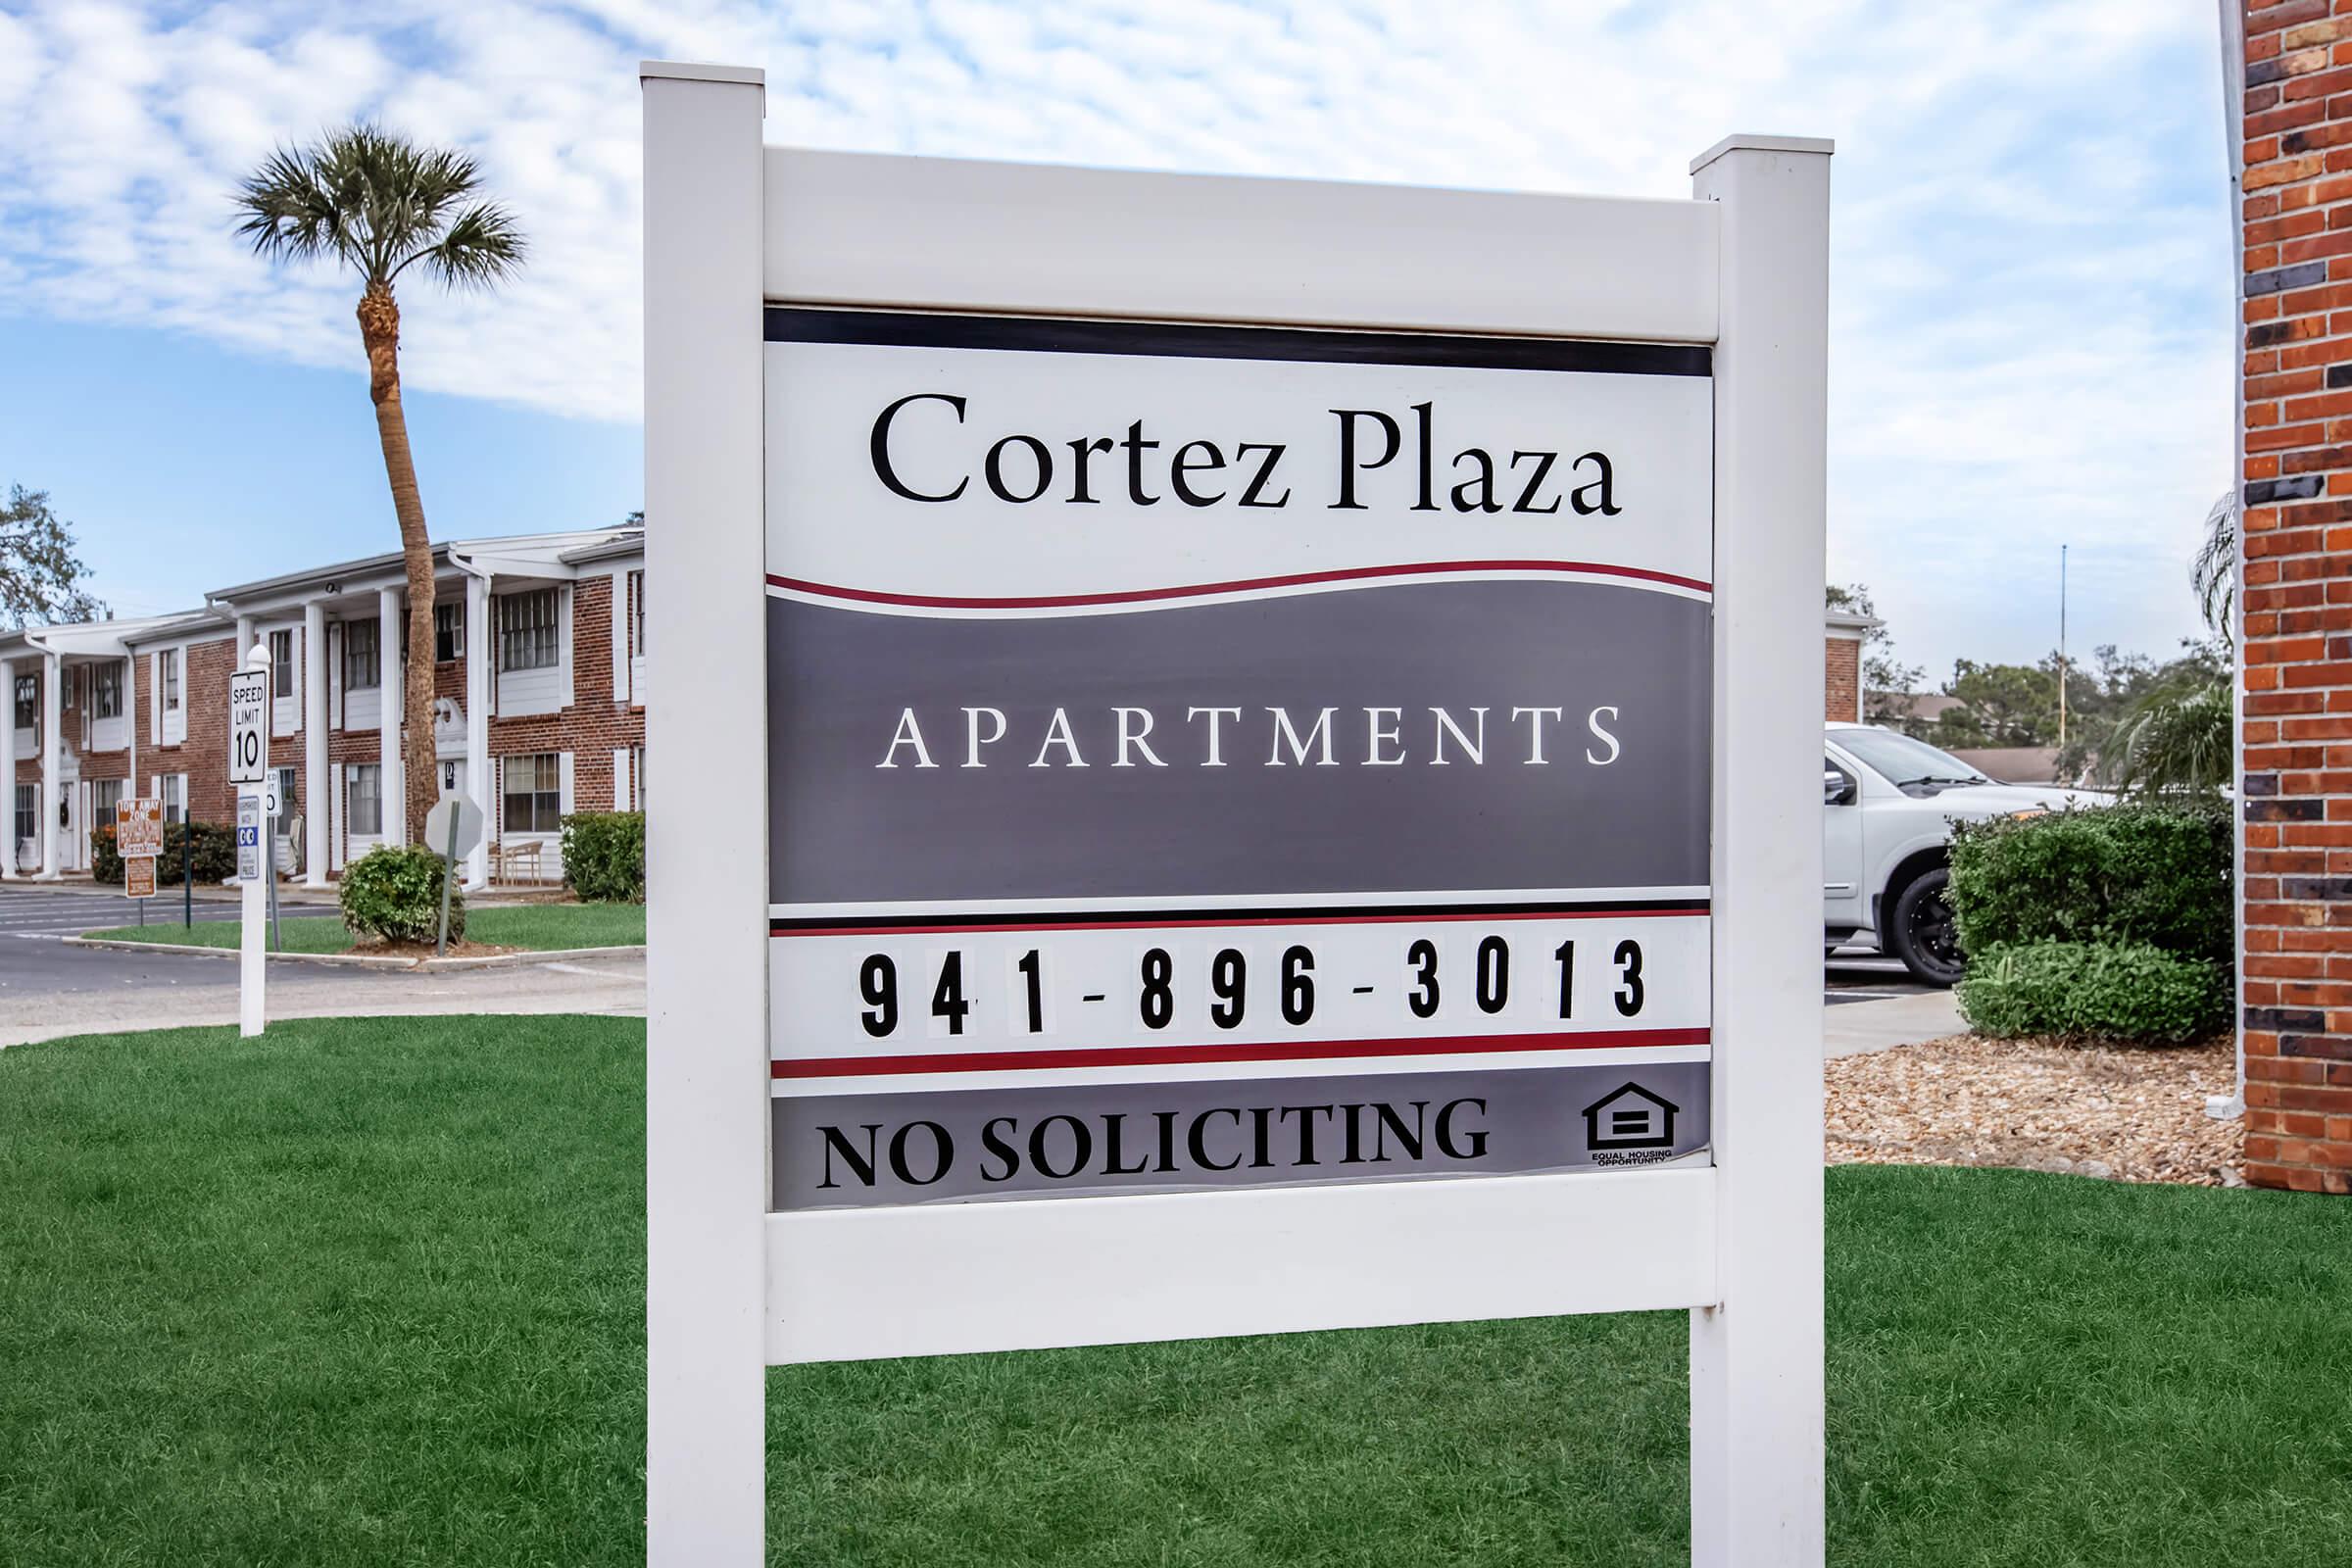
[1886,868,1966,987]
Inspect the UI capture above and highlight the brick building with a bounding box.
[0,526,645,891]
[1823,608,1875,724]
[2236,0,2352,1193]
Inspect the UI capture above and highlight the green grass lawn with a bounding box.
[2,1017,2346,1566]
[81,901,645,955]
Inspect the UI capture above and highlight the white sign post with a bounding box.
[233,647,271,1037]
[644,61,1828,1568]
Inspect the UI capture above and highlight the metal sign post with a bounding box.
[233,647,270,1038]
[643,62,1829,1568]
[422,795,486,957]
[261,774,282,951]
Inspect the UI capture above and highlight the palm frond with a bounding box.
[2193,491,2236,643]
[233,143,359,268]
[396,202,528,290]
[2108,677,2232,798]
[233,123,522,290]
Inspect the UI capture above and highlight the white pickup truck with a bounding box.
[1824,722,2110,985]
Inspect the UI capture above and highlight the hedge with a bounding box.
[1945,802,2231,966]
[561,811,645,904]
[90,821,235,887]
[1957,940,2230,1045]
[340,846,465,946]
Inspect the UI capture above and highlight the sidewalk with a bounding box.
[1824,989,1962,1058]
[3,950,645,1048]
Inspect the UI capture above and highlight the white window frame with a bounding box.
[90,660,122,721]
[499,588,562,672]
[500,750,564,835]
[343,617,381,693]
[434,600,466,663]
[349,761,384,839]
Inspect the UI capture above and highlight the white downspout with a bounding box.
[2212,0,2248,1124]
[455,550,493,891]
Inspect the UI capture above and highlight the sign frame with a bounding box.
[644,60,1827,1568]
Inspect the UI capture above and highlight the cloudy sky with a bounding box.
[0,0,2230,683]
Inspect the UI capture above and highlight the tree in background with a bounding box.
[2103,495,2236,798]
[1826,584,1924,729]
[234,125,526,843]
[0,486,104,629]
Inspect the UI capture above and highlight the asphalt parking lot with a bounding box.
[1823,948,1937,1004]
[0,886,338,1007]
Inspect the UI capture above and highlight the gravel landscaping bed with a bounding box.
[1826,1034,2241,1187]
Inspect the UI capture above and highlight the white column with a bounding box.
[379,585,405,848]
[1688,134,1832,1568]
[303,598,329,886]
[0,655,15,879]
[642,59,768,1568]
[464,571,491,890]
[37,650,61,879]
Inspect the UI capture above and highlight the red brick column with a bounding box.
[2240,0,2352,1193]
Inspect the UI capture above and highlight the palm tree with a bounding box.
[234,125,525,843]
[2106,493,2237,799]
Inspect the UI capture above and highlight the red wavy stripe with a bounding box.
[771,1026,1711,1079]
[763,559,1711,609]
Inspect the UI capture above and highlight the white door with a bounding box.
[1822,750,1865,937]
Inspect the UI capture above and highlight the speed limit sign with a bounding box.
[228,669,269,786]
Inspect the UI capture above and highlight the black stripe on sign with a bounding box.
[770,897,1712,935]
[764,307,1713,378]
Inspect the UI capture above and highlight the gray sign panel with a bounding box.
[768,576,1708,906]
[773,1061,1711,1209]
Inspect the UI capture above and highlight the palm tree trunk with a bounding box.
[358,282,442,847]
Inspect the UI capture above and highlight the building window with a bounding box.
[13,783,32,849]
[632,745,646,810]
[630,570,646,657]
[161,774,185,825]
[343,619,380,692]
[275,766,298,823]
[160,649,180,712]
[350,763,383,837]
[435,601,465,662]
[12,674,33,730]
[91,661,122,720]
[499,588,560,672]
[270,630,294,698]
[503,753,562,834]
[92,778,122,833]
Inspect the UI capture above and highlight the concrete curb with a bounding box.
[64,937,647,973]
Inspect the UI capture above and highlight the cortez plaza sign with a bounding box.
[642,59,1831,1568]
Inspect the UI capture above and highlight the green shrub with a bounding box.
[561,811,645,904]
[1946,802,2231,966]
[1957,940,2229,1044]
[94,822,231,886]
[147,822,235,887]
[340,846,465,946]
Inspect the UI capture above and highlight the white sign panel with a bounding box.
[228,670,269,787]
[235,795,264,882]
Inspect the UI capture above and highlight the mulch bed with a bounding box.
[350,938,522,961]
[1826,1034,2242,1187]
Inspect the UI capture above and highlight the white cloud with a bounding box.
[0,0,2231,672]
